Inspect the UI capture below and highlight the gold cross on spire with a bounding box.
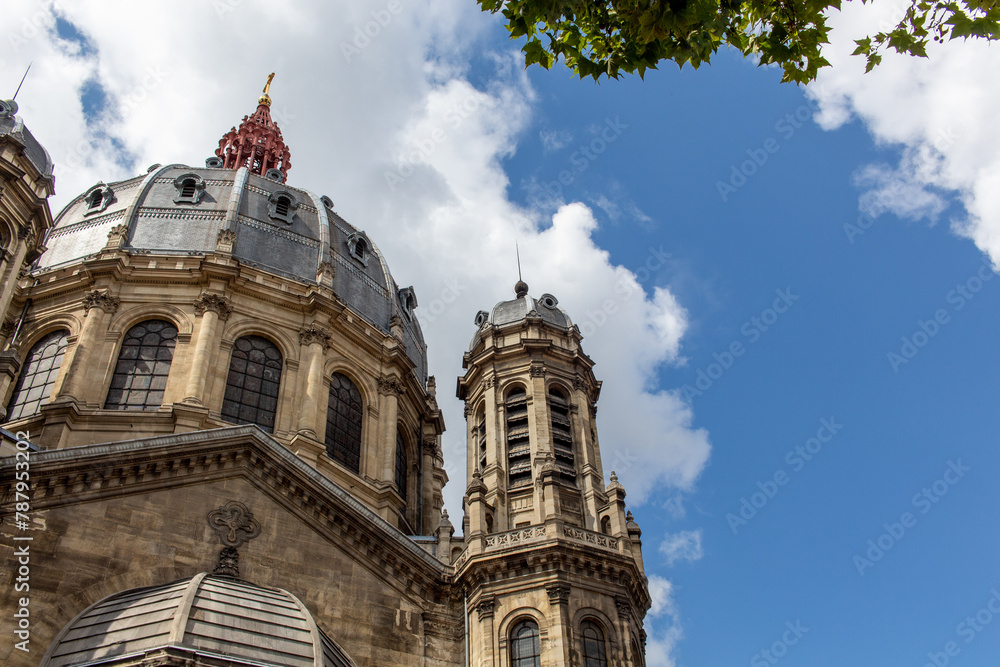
[258,72,275,107]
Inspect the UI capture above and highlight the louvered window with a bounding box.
[476,405,487,471]
[5,330,69,421]
[549,386,576,482]
[275,196,290,217]
[180,179,196,198]
[506,386,531,488]
[104,320,177,410]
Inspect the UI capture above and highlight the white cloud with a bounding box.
[808,1,1000,268]
[1,0,710,521]
[645,574,683,667]
[539,127,572,152]
[658,529,704,566]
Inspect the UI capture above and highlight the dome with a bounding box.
[469,283,573,350]
[41,573,354,667]
[0,99,54,180]
[35,164,428,382]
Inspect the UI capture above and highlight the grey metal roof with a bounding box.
[0,112,55,179]
[41,573,355,667]
[470,289,573,350]
[34,165,427,383]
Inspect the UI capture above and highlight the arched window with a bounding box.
[5,330,69,421]
[600,516,612,535]
[87,190,102,209]
[395,429,407,500]
[275,196,290,218]
[581,620,608,667]
[631,638,645,666]
[549,386,576,482]
[104,320,177,410]
[475,403,487,471]
[505,386,531,489]
[510,619,541,667]
[221,335,282,433]
[325,373,363,473]
[180,178,196,199]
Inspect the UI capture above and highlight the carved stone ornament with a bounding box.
[463,403,473,417]
[546,583,571,606]
[207,500,262,548]
[422,437,438,456]
[483,375,497,389]
[316,261,335,285]
[193,293,233,320]
[529,364,546,378]
[573,376,588,392]
[82,289,120,314]
[378,375,404,396]
[0,319,15,337]
[217,228,237,250]
[476,596,496,620]
[213,545,241,578]
[615,595,632,620]
[299,323,332,348]
[105,224,129,247]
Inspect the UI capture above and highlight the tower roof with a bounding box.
[216,73,292,182]
[41,573,355,666]
[469,282,573,350]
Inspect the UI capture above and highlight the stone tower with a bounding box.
[453,280,650,665]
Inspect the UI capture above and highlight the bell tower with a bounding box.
[455,281,650,665]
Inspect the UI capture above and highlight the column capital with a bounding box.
[378,374,404,396]
[82,289,119,314]
[299,323,332,348]
[193,292,233,320]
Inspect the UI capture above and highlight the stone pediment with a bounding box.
[0,425,451,601]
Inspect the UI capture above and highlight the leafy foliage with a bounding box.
[477,0,1000,83]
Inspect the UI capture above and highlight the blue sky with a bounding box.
[4,2,999,665]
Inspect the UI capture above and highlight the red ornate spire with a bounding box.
[216,73,292,182]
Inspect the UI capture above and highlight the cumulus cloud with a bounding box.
[1,0,710,520]
[659,529,704,566]
[645,574,684,667]
[808,1,1000,268]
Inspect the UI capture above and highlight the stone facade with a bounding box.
[0,91,647,666]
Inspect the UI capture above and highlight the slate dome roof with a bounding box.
[470,282,573,350]
[41,573,354,667]
[0,99,55,180]
[35,162,428,382]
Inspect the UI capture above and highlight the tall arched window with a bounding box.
[506,386,530,489]
[549,386,576,482]
[5,330,69,421]
[221,335,282,433]
[581,620,608,667]
[510,619,541,667]
[104,320,177,410]
[325,373,363,473]
[475,403,487,471]
[395,429,407,500]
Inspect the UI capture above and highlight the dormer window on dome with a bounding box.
[399,286,417,318]
[172,173,206,205]
[267,190,298,224]
[83,184,113,216]
[347,231,371,266]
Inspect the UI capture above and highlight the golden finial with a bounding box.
[258,72,275,107]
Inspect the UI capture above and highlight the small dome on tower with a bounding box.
[469,283,573,350]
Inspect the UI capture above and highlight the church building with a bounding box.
[0,78,650,666]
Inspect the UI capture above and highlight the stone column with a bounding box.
[183,293,232,405]
[377,375,403,484]
[546,584,572,665]
[296,324,331,438]
[0,350,21,419]
[56,289,118,404]
[421,437,437,532]
[476,596,496,667]
[614,596,634,666]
